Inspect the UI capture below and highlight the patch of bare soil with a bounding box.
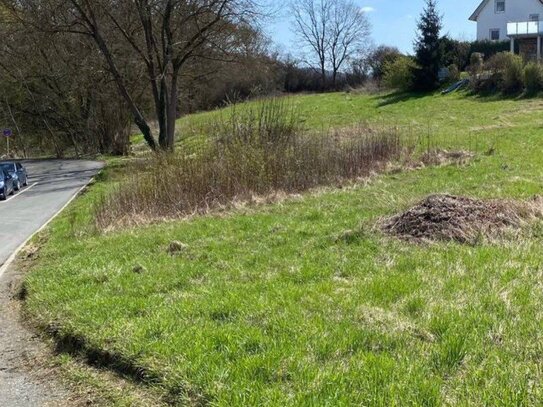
[382,194,543,244]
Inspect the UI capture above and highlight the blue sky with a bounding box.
[265,0,479,55]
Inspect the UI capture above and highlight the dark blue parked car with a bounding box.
[0,170,14,200]
[1,162,28,191]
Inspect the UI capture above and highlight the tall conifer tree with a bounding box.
[413,0,443,91]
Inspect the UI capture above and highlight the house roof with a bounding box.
[469,0,489,22]
[470,0,543,21]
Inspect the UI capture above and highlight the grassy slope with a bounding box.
[177,91,533,142]
[25,92,543,405]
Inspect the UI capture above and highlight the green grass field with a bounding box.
[24,91,543,405]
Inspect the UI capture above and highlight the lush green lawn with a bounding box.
[25,91,543,405]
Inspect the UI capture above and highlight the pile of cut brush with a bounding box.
[382,194,543,244]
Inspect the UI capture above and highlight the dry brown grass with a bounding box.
[420,149,474,167]
[95,100,406,229]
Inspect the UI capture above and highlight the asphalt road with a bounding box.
[0,159,104,406]
[0,160,104,269]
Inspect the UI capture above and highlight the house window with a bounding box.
[530,14,540,22]
[495,0,505,13]
[490,29,500,41]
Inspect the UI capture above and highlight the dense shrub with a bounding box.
[471,52,524,94]
[501,54,524,94]
[439,39,511,71]
[468,53,484,75]
[95,99,405,228]
[485,52,513,73]
[448,64,461,82]
[438,40,515,75]
[440,37,471,70]
[382,56,416,91]
[524,62,543,94]
[363,45,403,83]
[469,40,513,60]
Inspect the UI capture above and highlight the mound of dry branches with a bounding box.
[382,194,543,244]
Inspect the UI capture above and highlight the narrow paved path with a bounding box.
[0,160,104,406]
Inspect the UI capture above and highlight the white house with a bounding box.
[470,0,543,59]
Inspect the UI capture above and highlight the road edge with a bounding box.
[0,171,101,279]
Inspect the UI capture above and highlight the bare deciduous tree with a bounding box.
[291,0,371,89]
[0,14,139,157]
[291,0,330,88]
[327,1,371,88]
[3,0,261,152]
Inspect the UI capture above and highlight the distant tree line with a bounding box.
[0,0,516,157]
[0,0,276,155]
[0,0,376,157]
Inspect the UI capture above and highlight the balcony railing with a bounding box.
[507,21,543,36]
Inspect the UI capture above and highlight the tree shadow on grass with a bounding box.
[466,89,524,102]
[460,84,538,102]
[377,88,538,107]
[375,91,431,107]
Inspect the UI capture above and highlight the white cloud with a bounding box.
[361,6,376,13]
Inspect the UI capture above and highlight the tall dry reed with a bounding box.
[95,99,404,229]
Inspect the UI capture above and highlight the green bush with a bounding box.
[448,64,460,82]
[469,40,512,60]
[524,62,543,94]
[468,53,488,93]
[501,53,524,94]
[468,53,484,75]
[472,52,524,94]
[382,56,416,91]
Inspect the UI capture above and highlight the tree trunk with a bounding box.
[91,30,158,151]
[165,71,179,151]
[321,62,327,90]
[69,131,81,158]
[4,97,27,158]
[43,119,63,158]
[158,76,169,150]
